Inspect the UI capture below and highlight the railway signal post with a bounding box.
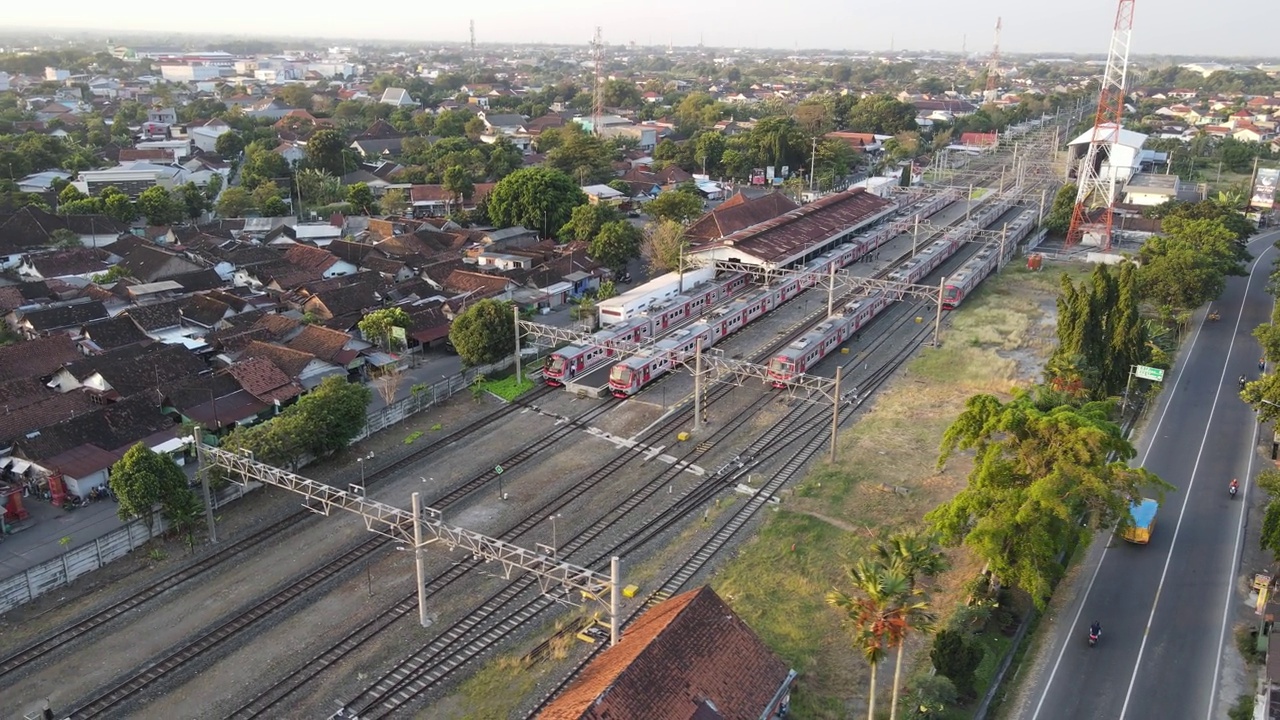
[513,304,522,384]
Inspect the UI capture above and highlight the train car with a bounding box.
[942,212,1036,310]
[597,266,716,325]
[543,316,654,386]
[766,294,889,387]
[609,324,717,398]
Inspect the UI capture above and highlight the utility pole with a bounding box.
[693,338,703,433]
[933,276,947,347]
[998,224,1009,270]
[830,366,842,464]
[412,492,429,627]
[912,215,920,256]
[827,262,836,316]
[513,305,522,383]
[591,27,605,137]
[809,137,817,194]
[610,556,620,646]
[194,427,217,544]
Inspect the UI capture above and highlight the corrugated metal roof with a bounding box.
[704,189,893,266]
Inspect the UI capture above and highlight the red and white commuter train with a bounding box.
[765,295,891,387]
[942,210,1037,310]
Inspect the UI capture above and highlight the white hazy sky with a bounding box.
[9,0,1272,58]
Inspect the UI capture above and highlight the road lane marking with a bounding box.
[1206,242,1274,719]
[1118,239,1274,720]
[1030,283,1208,720]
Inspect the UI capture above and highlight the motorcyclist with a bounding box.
[1090,621,1102,638]
[1231,478,1240,493]
[1240,375,1248,389]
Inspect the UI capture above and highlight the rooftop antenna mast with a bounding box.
[1066,0,1136,251]
[983,17,1001,103]
[591,26,605,137]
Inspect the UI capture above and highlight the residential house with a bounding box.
[179,294,234,329]
[408,183,497,217]
[282,243,360,279]
[159,371,269,433]
[9,300,109,339]
[226,356,303,409]
[0,377,97,453]
[350,137,405,160]
[274,141,306,165]
[116,244,205,283]
[284,324,362,374]
[537,586,794,720]
[477,112,527,135]
[296,281,381,327]
[17,248,112,281]
[13,394,182,499]
[238,339,343,389]
[0,334,81,381]
[440,269,517,301]
[0,207,129,266]
[78,315,152,354]
[380,88,418,107]
[186,118,232,153]
[47,342,206,398]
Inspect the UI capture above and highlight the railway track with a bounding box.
[0,384,556,684]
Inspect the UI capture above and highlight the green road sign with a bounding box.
[1135,365,1165,382]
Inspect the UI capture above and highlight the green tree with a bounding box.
[215,131,244,157]
[545,124,616,184]
[109,443,190,532]
[279,83,315,112]
[559,203,621,244]
[289,376,371,457]
[177,182,207,220]
[870,531,947,720]
[216,186,253,217]
[381,187,408,216]
[929,629,983,700]
[442,165,475,208]
[346,182,378,215]
[589,220,642,271]
[260,195,290,217]
[843,94,918,135]
[1137,229,1239,311]
[927,392,1168,607]
[296,168,342,206]
[57,183,87,208]
[1044,184,1077,234]
[136,185,182,225]
[486,167,587,239]
[222,412,308,470]
[101,188,137,223]
[306,128,347,176]
[640,219,688,274]
[50,228,82,249]
[162,487,204,554]
[204,174,223,202]
[449,298,516,366]
[358,307,412,351]
[646,189,704,224]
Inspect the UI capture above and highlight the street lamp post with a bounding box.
[357,451,374,489]
[549,513,562,555]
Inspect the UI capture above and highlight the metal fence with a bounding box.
[356,354,526,440]
[0,482,257,616]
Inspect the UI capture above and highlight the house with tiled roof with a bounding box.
[282,243,359,279]
[0,285,25,315]
[17,248,113,281]
[0,379,96,452]
[297,281,381,326]
[179,294,233,329]
[284,324,362,369]
[0,334,81,381]
[159,370,276,433]
[409,183,497,217]
[120,298,183,334]
[10,300,109,339]
[238,339,343,389]
[78,315,152,354]
[116,244,205,283]
[227,356,303,406]
[49,342,206,399]
[441,269,517,300]
[12,394,181,499]
[686,191,801,244]
[359,254,413,282]
[538,586,794,720]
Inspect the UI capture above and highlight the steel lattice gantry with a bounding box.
[197,441,623,645]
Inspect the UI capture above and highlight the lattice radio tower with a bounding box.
[591,27,605,137]
[983,18,1001,103]
[469,20,476,77]
[1066,0,1136,250]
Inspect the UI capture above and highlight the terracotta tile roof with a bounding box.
[122,298,183,331]
[303,282,380,319]
[15,394,177,463]
[168,268,226,293]
[80,315,150,351]
[327,239,377,264]
[64,342,206,398]
[409,183,496,204]
[0,285,24,314]
[180,294,231,328]
[686,191,800,243]
[28,248,112,278]
[442,269,514,295]
[228,356,303,404]
[159,372,242,413]
[360,255,407,277]
[539,586,793,720]
[117,244,203,282]
[284,325,352,364]
[0,335,80,380]
[706,188,893,265]
[18,300,109,331]
[0,381,98,448]
[406,303,451,343]
[255,260,324,290]
[283,243,341,273]
[239,339,316,379]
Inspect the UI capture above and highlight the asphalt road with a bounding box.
[1027,229,1279,720]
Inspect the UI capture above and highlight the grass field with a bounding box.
[709,263,1086,719]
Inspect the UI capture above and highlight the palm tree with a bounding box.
[871,532,948,720]
[828,560,912,720]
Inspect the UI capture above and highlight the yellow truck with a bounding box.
[1121,498,1158,544]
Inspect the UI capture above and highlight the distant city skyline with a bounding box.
[6,0,1275,60]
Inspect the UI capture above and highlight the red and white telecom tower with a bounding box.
[983,17,1001,104]
[1065,0,1136,250]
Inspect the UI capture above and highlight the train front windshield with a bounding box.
[609,366,632,387]
[943,286,960,302]
[768,357,793,378]
[547,355,567,375]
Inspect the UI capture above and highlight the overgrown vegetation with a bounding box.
[471,373,535,402]
[221,376,372,469]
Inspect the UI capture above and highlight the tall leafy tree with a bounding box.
[928,392,1168,607]
[346,182,378,215]
[559,203,620,244]
[136,185,182,225]
[101,187,137,223]
[109,443,191,532]
[442,165,475,208]
[641,219,689,274]
[486,167,587,239]
[305,128,348,176]
[1109,263,1148,394]
[178,182,208,220]
[589,220,642,272]
[289,376,372,457]
[215,186,253,217]
[646,190,704,224]
[449,299,516,366]
[358,307,411,351]
[871,532,947,720]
